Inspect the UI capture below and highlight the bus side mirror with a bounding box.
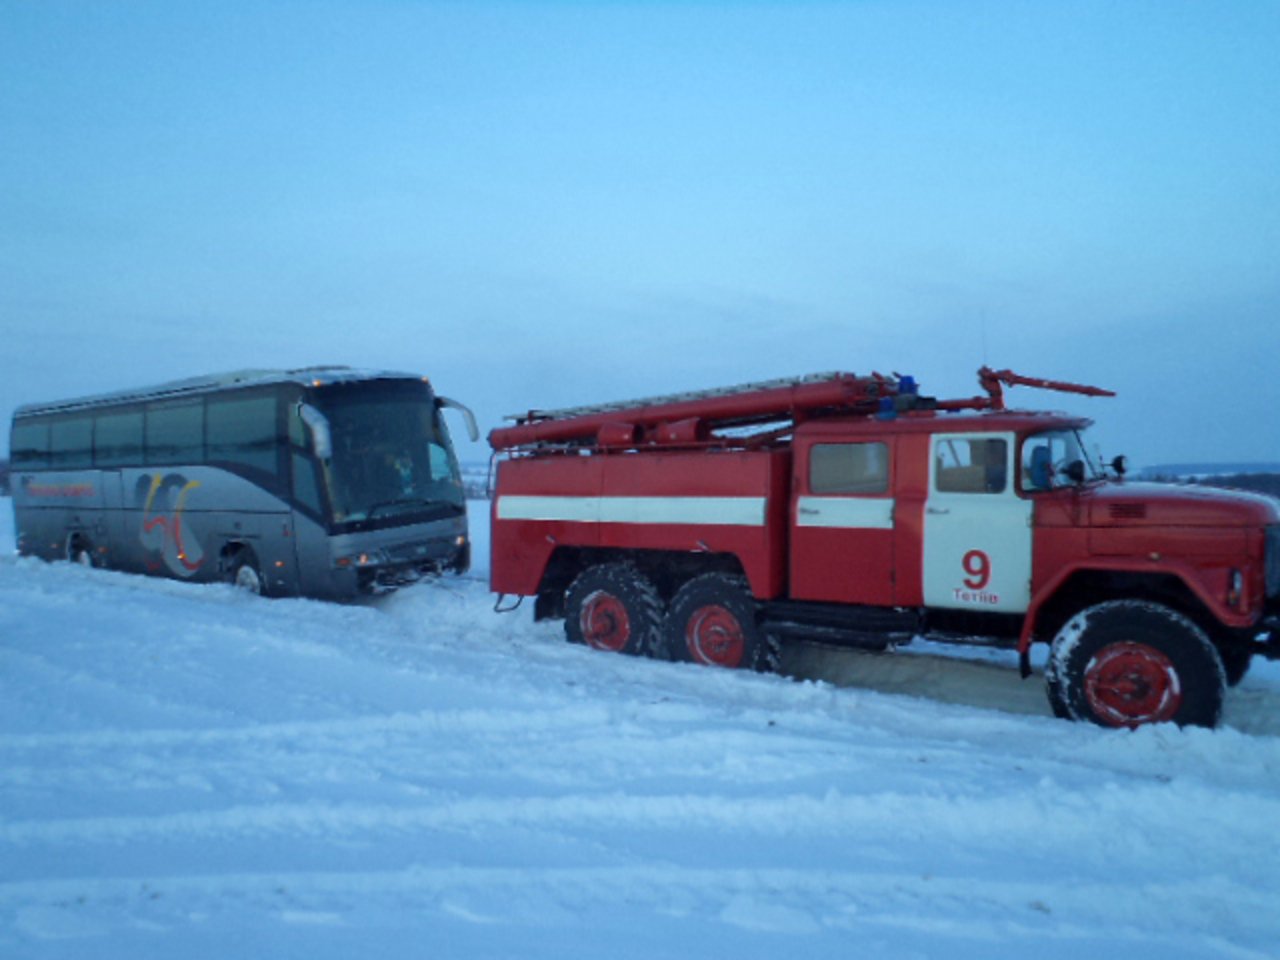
[438,396,480,443]
[297,403,332,460]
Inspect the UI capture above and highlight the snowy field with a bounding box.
[2,502,1280,959]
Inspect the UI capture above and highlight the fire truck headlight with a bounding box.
[1228,569,1244,607]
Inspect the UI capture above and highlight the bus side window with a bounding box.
[146,401,204,466]
[95,409,143,467]
[291,451,323,515]
[50,416,93,469]
[12,419,51,469]
[207,394,279,476]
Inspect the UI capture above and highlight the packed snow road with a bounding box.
[2,506,1279,959]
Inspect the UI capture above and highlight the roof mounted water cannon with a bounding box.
[977,367,1116,410]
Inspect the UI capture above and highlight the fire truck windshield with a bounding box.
[312,380,464,527]
[1020,428,1096,492]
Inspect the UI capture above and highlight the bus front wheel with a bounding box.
[227,549,266,597]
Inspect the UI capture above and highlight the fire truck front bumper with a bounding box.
[1261,608,1280,661]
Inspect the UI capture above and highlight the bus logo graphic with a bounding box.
[136,474,205,576]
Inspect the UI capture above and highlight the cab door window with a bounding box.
[810,442,889,495]
[934,437,1008,494]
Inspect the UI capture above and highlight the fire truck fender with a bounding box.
[1017,558,1254,671]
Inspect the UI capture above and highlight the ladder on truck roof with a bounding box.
[487,365,1116,453]
[489,370,910,451]
[505,372,853,423]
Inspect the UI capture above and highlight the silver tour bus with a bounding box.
[8,367,479,598]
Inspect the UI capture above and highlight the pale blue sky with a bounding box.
[2,0,1278,466]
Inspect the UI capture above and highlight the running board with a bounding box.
[761,601,918,650]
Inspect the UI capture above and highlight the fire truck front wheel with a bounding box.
[664,573,779,673]
[1045,599,1226,729]
[564,563,664,657]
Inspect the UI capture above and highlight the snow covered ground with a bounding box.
[2,502,1279,959]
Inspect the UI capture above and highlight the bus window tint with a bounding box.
[50,417,94,469]
[146,401,204,465]
[95,409,143,466]
[207,394,279,476]
[11,420,50,468]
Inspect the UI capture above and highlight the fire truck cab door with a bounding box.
[922,432,1031,614]
[790,437,895,605]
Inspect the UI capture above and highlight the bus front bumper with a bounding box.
[334,535,470,594]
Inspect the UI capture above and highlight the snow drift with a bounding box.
[2,504,1279,959]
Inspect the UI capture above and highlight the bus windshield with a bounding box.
[311,380,464,526]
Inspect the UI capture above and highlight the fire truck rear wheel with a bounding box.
[664,573,778,672]
[564,563,664,657]
[1045,599,1225,729]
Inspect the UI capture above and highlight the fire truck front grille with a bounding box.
[1267,525,1280,599]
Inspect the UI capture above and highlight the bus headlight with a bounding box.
[334,550,385,569]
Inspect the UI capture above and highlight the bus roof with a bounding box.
[13,366,428,418]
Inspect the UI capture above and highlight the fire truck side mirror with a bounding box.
[1110,455,1128,477]
[1063,460,1087,485]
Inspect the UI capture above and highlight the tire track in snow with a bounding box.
[5,783,1278,874]
[1,866,1275,959]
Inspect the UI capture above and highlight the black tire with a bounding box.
[67,535,96,568]
[227,548,266,597]
[1045,599,1225,729]
[1045,676,1072,720]
[564,563,664,657]
[1218,642,1253,687]
[663,573,779,672]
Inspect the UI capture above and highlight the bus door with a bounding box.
[921,432,1032,614]
[98,470,126,567]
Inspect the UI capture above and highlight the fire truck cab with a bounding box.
[490,368,1280,729]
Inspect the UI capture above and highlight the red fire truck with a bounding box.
[488,367,1280,729]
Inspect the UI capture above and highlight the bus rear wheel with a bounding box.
[67,535,96,568]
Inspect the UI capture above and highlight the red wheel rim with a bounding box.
[580,590,630,652]
[1083,642,1183,727]
[685,604,745,668]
